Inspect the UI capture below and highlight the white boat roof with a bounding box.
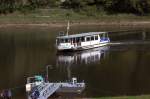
[56,32,107,39]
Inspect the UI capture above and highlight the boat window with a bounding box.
[106,33,109,37]
[86,37,91,41]
[64,39,71,43]
[100,34,105,38]
[91,36,94,41]
[76,37,80,43]
[59,39,70,43]
[95,35,98,40]
[79,37,82,42]
[59,39,63,43]
[99,34,102,38]
[68,39,71,42]
[102,33,106,37]
[73,38,75,43]
[65,39,68,43]
[81,37,85,42]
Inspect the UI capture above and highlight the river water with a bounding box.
[0,26,150,98]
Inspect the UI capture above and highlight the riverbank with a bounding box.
[95,95,150,99]
[0,9,150,27]
[1,21,150,28]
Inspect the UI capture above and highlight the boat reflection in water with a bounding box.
[56,46,110,65]
[55,46,109,97]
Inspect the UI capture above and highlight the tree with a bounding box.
[61,0,88,10]
[0,0,15,14]
[130,0,150,15]
[47,0,60,7]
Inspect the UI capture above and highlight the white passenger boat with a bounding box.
[56,21,110,51]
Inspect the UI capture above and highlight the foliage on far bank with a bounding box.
[0,0,150,16]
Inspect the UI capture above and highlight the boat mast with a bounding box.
[66,20,70,36]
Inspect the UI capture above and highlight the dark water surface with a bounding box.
[0,26,150,98]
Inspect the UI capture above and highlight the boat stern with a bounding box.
[57,43,74,51]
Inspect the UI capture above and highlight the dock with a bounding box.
[26,76,85,99]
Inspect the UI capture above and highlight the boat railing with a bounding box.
[59,31,65,36]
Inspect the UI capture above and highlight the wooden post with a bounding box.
[142,31,146,40]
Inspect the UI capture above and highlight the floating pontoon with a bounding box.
[26,76,85,99]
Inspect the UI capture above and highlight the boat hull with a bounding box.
[57,42,109,52]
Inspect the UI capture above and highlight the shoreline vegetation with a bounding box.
[0,0,150,27]
[0,9,150,27]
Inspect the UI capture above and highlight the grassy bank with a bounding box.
[95,95,150,99]
[0,9,150,27]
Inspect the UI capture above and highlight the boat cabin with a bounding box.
[56,32,110,51]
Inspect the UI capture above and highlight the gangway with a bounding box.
[38,83,60,99]
[33,83,61,99]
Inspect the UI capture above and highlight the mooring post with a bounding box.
[46,65,52,82]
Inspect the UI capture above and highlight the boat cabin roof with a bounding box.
[56,32,107,39]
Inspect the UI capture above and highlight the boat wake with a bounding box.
[108,40,150,46]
